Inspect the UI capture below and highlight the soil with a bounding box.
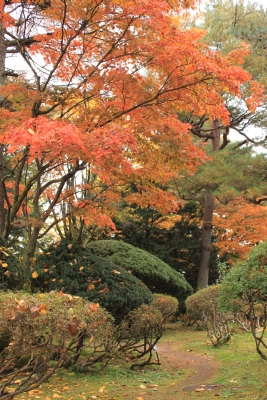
[140,341,221,399]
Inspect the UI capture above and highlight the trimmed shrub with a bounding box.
[186,285,231,347]
[152,293,179,323]
[87,240,193,302]
[0,291,115,399]
[117,304,163,369]
[32,241,153,323]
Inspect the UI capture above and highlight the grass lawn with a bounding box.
[13,322,267,400]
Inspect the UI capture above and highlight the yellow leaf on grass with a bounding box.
[29,390,42,394]
[32,271,38,278]
[139,384,146,389]
[99,385,105,393]
[136,397,144,400]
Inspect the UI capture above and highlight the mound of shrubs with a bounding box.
[32,240,153,323]
[0,289,169,398]
[117,304,163,369]
[0,291,115,399]
[87,240,193,303]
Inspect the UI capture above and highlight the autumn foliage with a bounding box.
[214,197,267,262]
[0,0,261,267]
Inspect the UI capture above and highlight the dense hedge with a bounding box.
[87,240,193,301]
[32,241,153,322]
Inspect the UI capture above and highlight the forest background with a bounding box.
[1,0,267,298]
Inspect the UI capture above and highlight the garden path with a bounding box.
[139,341,220,399]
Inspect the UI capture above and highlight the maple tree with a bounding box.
[0,0,259,275]
[214,197,267,262]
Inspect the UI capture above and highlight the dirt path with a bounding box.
[141,342,220,399]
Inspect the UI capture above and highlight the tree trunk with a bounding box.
[0,14,6,237]
[23,227,40,269]
[197,192,214,290]
[197,119,220,290]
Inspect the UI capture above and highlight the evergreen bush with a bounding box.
[32,241,153,322]
[87,240,193,303]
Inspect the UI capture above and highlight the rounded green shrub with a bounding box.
[218,241,267,311]
[32,241,153,323]
[86,240,193,301]
[185,285,220,322]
